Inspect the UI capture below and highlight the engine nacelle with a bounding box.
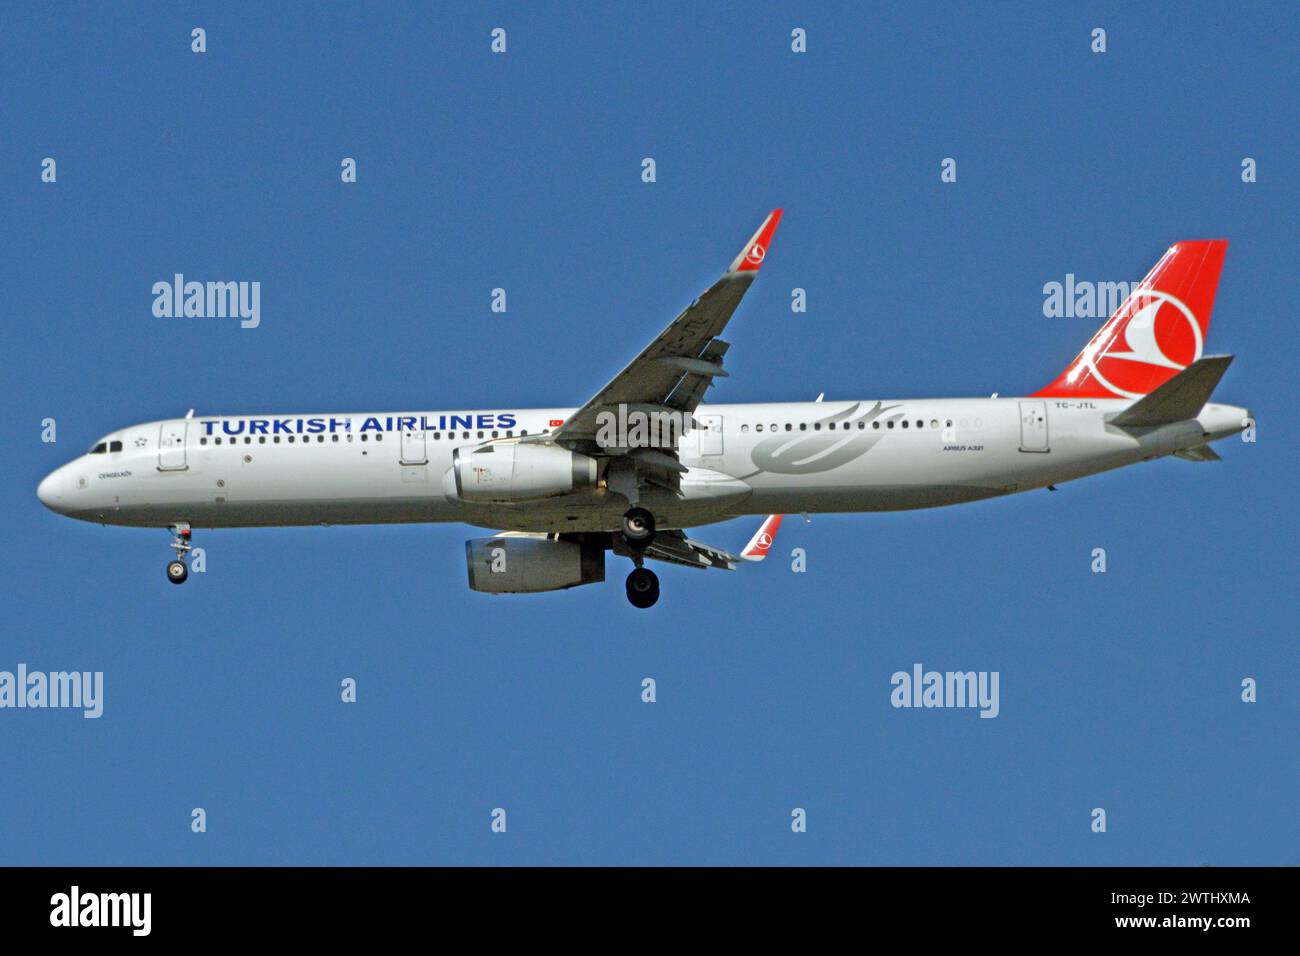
[465,535,606,594]
[445,442,598,503]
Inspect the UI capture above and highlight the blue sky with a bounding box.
[1,2,1295,865]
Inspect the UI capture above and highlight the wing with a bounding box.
[548,209,783,449]
[640,515,784,571]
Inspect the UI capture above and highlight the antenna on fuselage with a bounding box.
[185,409,194,419]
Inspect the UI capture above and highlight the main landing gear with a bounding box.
[621,507,655,550]
[625,565,660,609]
[166,523,192,584]
[620,507,659,608]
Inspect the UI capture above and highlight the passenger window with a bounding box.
[245,436,252,443]
[873,421,880,429]
[200,438,208,445]
[215,437,223,445]
[376,434,383,441]
[755,424,763,432]
[916,420,923,429]
[814,423,821,431]
[785,424,792,431]
[887,421,895,429]
[287,436,294,443]
[361,434,368,441]
[274,436,281,443]
[741,425,750,433]
[332,434,339,442]
[259,436,267,444]
[902,420,909,428]
[799,423,807,431]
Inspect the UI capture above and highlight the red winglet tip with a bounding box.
[731,209,783,273]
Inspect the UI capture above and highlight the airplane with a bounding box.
[37,211,1249,608]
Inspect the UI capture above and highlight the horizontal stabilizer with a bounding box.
[1110,355,1233,428]
[1174,444,1222,462]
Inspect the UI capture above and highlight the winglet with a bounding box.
[728,209,783,274]
[740,514,783,561]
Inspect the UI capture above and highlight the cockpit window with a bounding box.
[109,440,123,452]
[89,442,107,454]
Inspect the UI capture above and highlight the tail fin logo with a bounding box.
[1032,240,1225,401]
[1085,290,1203,399]
[745,243,767,265]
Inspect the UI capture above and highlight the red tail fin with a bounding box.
[1033,240,1228,400]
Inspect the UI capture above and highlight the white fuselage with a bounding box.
[37,397,1248,533]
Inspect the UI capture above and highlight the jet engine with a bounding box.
[445,443,598,503]
[465,535,606,594]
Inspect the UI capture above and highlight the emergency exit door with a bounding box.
[400,427,428,465]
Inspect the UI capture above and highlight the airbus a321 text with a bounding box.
[38,211,1249,608]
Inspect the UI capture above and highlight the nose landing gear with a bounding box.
[166,523,192,584]
[625,565,660,609]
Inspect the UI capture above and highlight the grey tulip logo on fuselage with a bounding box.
[738,402,903,478]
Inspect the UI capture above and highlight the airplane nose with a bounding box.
[37,469,68,513]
